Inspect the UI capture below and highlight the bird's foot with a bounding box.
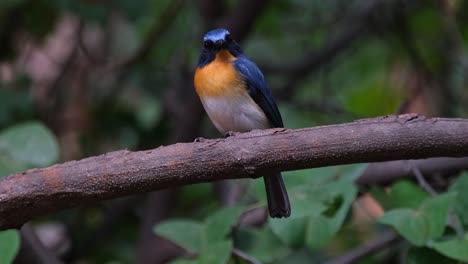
[224,131,239,138]
[194,137,207,142]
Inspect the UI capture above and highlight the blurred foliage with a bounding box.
[0,122,58,175]
[406,247,455,264]
[379,193,456,246]
[0,0,467,263]
[155,206,243,263]
[0,121,58,262]
[449,172,468,225]
[0,230,20,264]
[0,121,58,175]
[370,180,429,209]
[377,174,468,262]
[156,165,363,263]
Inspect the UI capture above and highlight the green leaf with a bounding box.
[258,174,323,247]
[406,247,455,264]
[268,179,357,249]
[268,183,326,247]
[371,181,428,210]
[305,180,357,249]
[0,154,28,177]
[0,229,20,264]
[431,235,468,262]
[203,206,243,243]
[198,241,232,264]
[154,220,203,253]
[289,192,328,219]
[391,181,428,209]
[379,208,426,245]
[379,193,456,246]
[257,168,333,204]
[155,206,242,257]
[269,217,307,248]
[237,227,290,263]
[0,121,59,167]
[259,165,364,204]
[449,172,468,225]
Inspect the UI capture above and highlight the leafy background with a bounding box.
[0,0,468,263]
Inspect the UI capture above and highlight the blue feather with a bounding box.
[204,29,230,42]
[233,55,284,128]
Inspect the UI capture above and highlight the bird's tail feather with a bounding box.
[263,172,291,218]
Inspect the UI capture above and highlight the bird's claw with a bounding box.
[194,137,207,142]
[224,131,238,138]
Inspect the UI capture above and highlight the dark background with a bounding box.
[0,0,467,263]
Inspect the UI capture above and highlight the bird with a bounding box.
[193,28,291,218]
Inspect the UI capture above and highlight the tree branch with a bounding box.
[324,232,400,264]
[1,114,468,230]
[356,157,468,186]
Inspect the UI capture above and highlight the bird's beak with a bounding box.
[215,40,226,49]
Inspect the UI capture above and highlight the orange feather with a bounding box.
[194,50,244,98]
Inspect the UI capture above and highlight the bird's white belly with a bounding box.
[202,93,271,134]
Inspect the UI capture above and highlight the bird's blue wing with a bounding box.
[233,56,284,127]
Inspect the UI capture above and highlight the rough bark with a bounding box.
[1,114,468,230]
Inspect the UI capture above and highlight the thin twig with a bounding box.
[324,232,400,264]
[448,209,465,238]
[77,23,104,65]
[232,248,262,264]
[410,162,465,237]
[410,162,438,196]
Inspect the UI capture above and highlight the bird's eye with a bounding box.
[225,34,232,42]
[204,40,214,49]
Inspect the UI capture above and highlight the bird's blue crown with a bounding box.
[198,28,243,67]
[203,28,230,42]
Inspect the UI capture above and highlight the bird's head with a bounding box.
[197,28,242,67]
[203,28,232,50]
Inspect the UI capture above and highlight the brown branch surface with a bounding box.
[1,114,468,230]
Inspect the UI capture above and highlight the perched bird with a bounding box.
[194,28,291,218]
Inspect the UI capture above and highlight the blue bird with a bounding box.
[194,28,291,218]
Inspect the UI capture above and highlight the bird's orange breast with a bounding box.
[194,50,244,98]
